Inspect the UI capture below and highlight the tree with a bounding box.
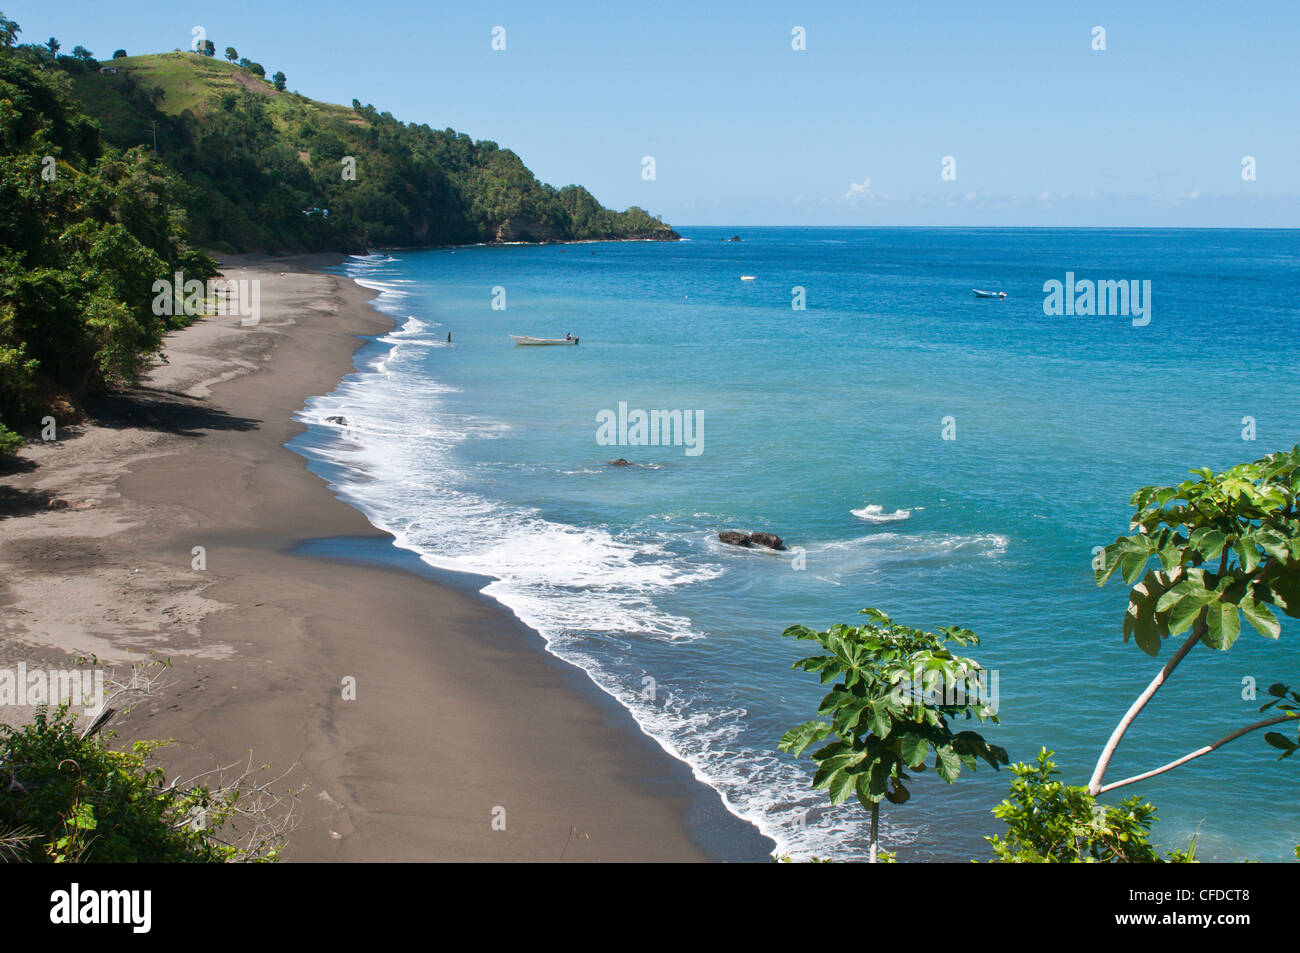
[247,61,265,77]
[1089,447,1300,795]
[0,11,19,48]
[112,49,126,59]
[779,609,1006,861]
[71,45,94,63]
[225,46,238,62]
[45,36,58,55]
[0,50,213,448]
[272,70,286,92]
[199,39,215,57]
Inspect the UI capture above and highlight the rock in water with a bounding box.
[608,458,632,467]
[749,532,785,551]
[718,530,786,551]
[324,416,348,425]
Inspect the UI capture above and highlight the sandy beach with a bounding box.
[0,254,770,862]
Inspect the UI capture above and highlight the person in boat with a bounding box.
[565,332,573,340]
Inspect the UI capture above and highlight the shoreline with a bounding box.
[0,253,772,862]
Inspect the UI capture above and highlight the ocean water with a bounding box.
[290,227,1300,861]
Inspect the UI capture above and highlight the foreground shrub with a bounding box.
[0,706,286,862]
[986,749,1195,863]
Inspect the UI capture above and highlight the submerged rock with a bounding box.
[324,416,348,426]
[608,458,632,466]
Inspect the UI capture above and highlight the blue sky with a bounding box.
[10,0,1299,226]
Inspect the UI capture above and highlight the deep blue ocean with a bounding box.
[290,227,1300,861]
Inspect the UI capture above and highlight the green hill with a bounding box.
[55,50,677,253]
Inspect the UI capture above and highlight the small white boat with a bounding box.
[740,275,756,281]
[972,289,1007,298]
[509,334,579,346]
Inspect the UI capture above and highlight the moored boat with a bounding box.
[509,334,579,345]
[972,289,1007,298]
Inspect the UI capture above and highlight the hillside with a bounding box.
[0,18,675,448]
[55,50,677,253]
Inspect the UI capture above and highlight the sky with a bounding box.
[10,0,1300,227]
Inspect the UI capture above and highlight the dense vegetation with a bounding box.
[0,19,212,449]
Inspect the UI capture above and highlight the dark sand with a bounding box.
[0,254,772,862]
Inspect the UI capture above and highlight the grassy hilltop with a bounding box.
[58,49,678,253]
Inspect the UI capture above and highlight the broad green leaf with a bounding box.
[1189,528,1228,560]
[1233,538,1261,573]
[1095,541,1126,585]
[826,765,858,804]
[1255,529,1291,562]
[866,701,892,740]
[1240,601,1281,640]
[1167,590,1209,637]
[778,720,831,756]
[1127,571,1171,655]
[1267,571,1300,619]
[899,732,929,766]
[782,624,820,641]
[1119,550,1151,585]
[935,745,961,783]
[1202,602,1241,650]
[1264,732,1298,758]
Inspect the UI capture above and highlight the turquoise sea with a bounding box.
[291,227,1300,861]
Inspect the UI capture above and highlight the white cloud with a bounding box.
[843,176,872,202]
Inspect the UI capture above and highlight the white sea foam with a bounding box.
[378,315,448,348]
[851,503,914,523]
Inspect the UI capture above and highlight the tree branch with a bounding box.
[1087,622,1203,795]
[1097,712,1299,795]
